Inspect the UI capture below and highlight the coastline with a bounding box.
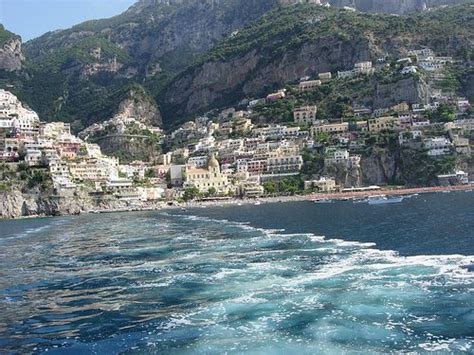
[3,183,472,222]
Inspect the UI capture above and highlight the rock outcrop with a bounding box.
[162,2,466,121]
[373,77,431,109]
[361,148,398,185]
[79,85,162,162]
[0,187,129,219]
[163,35,373,119]
[325,163,363,188]
[0,33,23,71]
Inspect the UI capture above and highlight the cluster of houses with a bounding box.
[160,47,471,194]
[165,109,306,197]
[0,46,472,202]
[0,90,164,203]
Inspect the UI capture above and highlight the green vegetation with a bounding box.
[428,104,456,123]
[27,35,130,73]
[0,163,53,192]
[0,24,17,45]
[301,149,325,178]
[27,170,53,190]
[183,187,201,201]
[263,176,303,195]
[397,148,456,186]
[162,3,473,125]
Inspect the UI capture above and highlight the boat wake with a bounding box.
[0,211,472,353]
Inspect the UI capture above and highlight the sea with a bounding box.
[0,191,473,353]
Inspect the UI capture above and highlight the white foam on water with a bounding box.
[1,224,53,241]
[177,213,474,285]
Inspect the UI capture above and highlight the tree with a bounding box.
[183,187,200,201]
[433,104,456,123]
[207,187,217,197]
[263,181,277,194]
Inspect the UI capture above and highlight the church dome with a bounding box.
[208,155,219,168]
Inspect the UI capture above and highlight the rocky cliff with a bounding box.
[328,0,470,14]
[1,2,472,129]
[24,0,279,78]
[8,0,280,127]
[0,25,23,71]
[0,187,132,219]
[79,85,163,162]
[161,4,473,123]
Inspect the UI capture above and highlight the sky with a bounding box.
[0,0,137,41]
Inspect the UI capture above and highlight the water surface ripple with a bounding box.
[0,193,473,353]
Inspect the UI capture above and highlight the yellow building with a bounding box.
[312,122,349,135]
[293,105,318,125]
[368,116,402,132]
[304,177,337,192]
[69,159,110,182]
[184,155,230,194]
[298,80,322,92]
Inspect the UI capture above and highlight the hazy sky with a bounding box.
[0,0,137,42]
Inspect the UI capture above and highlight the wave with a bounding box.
[170,212,474,281]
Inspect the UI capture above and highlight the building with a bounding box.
[424,137,452,156]
[69,159,110,182]
[266,154,303,174]
[451,135,470,155]
[266,90,286,101]
[293,106,318,125]
[40,122,71,139]
[318,72,332,81]
[239,159,267,176]
[408,48,434,61]
[184,155,231,194]
[106,179,141,201]
[304,177,337,192]
[419,61,442,71]
[368,116,402,132]
[238,178,264,198]
[312,122,349,135]
[451,119,474,131]
[188,156,209,168]
[437,171,469,186]
[399,130,423,145]
[170,165,185,186]
[353,105,372,118]
[325,149,360,168]
[298,80,321,92]
[354,61,373,72]
[337,70,354,79]
[401,66,417,75]
[338,62,374,79]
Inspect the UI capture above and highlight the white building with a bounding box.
[424,137,452,156]
[266,154,303,174]
[325,149,361,168]
[188,156,209,168]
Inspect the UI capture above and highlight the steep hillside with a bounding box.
[0,25,23,71]
[0,0,472,131]
[1,0,279,130]
[161,4,474,124]
[24,0,279,78]
[328,0,471,14]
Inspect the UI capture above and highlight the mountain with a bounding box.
[327,0,471,14]
[0,25,23,71]
[0,0,282,131]
[0,0,472,132]
[161,3,474,123]
[24,0,280,79]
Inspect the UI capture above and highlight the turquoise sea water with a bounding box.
[0,192,473,353]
